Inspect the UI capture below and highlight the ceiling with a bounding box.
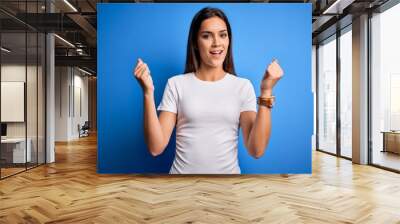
[0,0,392,75]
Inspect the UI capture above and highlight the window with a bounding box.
[317,35,337,154]
[371,2,400,171]
[339,27,352,158]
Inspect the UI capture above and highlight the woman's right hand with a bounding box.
[133,58,154,95]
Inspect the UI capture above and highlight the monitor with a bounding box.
[1,123,7,137]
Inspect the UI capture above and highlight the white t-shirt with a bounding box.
[157,72,257,174]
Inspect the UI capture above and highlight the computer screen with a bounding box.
[1,123,7,137]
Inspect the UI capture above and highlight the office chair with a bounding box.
[79,121,90,138]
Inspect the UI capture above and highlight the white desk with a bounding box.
[1,138,31,163]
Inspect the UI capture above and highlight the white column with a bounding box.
[46,1,55,163]
[46,33,55,163]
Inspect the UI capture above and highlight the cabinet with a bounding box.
[382,131,400,154]
[0,138,32,165]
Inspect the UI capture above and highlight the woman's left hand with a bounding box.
[260,59,284,97]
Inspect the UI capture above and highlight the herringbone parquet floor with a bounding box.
[1,134,400,224]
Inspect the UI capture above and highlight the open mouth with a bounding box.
[209,50,223,55]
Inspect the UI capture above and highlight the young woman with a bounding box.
[133,7,283,174]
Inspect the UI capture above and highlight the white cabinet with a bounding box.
[1,138,32,163]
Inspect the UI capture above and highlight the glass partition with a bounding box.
[317,35,337,155]
[38,32,45,165]
[27,30,38,170]
[1,30,28,177]
[0,1,46,179]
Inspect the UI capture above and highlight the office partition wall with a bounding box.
[0,0,47,179]
[0,30,28,177]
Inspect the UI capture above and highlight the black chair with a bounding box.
[78,121,90,138]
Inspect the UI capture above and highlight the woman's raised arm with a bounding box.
[133,58,176,156]
[240,59,283,158]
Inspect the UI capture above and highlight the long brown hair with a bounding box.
[184,7,236,75]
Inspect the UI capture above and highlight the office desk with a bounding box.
[381,131,400,154]
[1,138,32,163]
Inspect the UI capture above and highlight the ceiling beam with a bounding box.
[67,13,97,46]
[55,55,96,73]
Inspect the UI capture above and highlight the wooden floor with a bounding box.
[1,167,26,178]
[373,151,400,171]
[1,134,400,223]
[1,162,46,178]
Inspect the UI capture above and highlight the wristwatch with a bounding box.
[257,96,275,108]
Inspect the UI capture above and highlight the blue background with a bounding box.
[97,3,312,174]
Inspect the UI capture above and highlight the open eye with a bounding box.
[201,34,210,39]
[220,33,228,38]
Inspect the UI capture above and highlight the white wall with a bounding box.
[55,66,69,141]
[73,73,89,138]
[1,65,40,138]
[55,67,89,141]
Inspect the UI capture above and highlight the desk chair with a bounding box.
[78,121,90,138]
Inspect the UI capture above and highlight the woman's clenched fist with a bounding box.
[133,58,154,95]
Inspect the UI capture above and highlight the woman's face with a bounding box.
[197,16,229,70]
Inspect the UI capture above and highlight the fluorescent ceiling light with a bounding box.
[63,0,78,12]
[323,0,341,14]
[78,67,93,76]
[322,0,355,15]
[54,34,75,48]
[1,47,11,53]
